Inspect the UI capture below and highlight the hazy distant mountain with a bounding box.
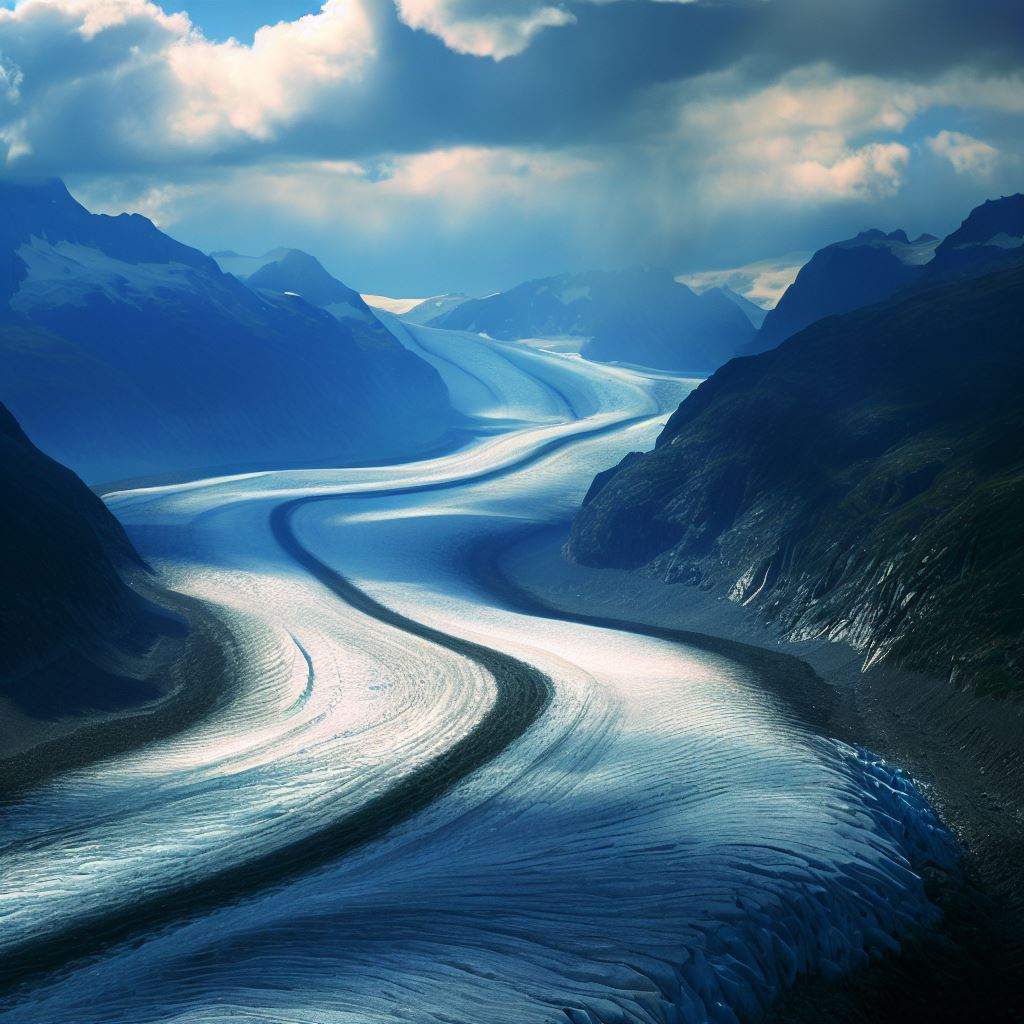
[0,180,454,482]
[748,229,938,354]
[362,293,471,323]
[247,249,377,323]
[924,193,1024,282]
[715,285,768,328]
[362,294,424,315]
[676,252,810,311]
[568,262,1024,694]
[209,248,290,279]
[0,401,163,717]
[401,294,471,325]
[431,267,755,373]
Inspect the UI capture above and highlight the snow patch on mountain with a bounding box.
[210,249,289,279]
[961,231,1024,250]
[12,237,204,312]
[362,294,425,315]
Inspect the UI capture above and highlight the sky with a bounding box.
[0,0,1021,297]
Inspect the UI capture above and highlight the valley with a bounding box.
[0,323,960,1023]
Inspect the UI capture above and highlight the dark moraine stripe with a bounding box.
[0,394,659,996]
[0,501,552,998]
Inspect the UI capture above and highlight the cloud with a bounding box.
[168,0,374,143]
[393,0,574,59]
[133,145,597,233]
[928,130,999,178]
[0,0,375,167]
[663,61,1024,210]
[789,141,910,199]
[3,0,1024,293]
[71,144,609,293]
[677,253,811,309]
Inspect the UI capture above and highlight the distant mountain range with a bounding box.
[715,285,768,328]
[0,181,454,482]
[208,248,291,279]
[430,266,755,372]
[568,193,1024,695]
[215,249,473,329]
[675,252,809,312]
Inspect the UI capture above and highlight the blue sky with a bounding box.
[159,1,321,40]
[0,0,1021,296]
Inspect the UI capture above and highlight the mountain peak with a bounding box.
[848,228,910,246]
[937,193,1024,253]
[0,177,88,236]
[0,178,215,306]
[247,248,373,319]
[0,175,75,201]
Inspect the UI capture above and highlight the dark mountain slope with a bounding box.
[431,266,754,372]
[247,249,370,315]
[749,229,935,354]
[924,193,1024,282]
[568,265,1024,695]
[0,401,167,716]
[0,181,454,482]
[0,178,210,302]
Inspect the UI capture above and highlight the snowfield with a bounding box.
[0,323,956,1023]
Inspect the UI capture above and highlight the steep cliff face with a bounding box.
[749,229,935,354]
[568,265,1024,695]
[0,402,168,716]
[749,195,1024,358]
[924,193,1024,283]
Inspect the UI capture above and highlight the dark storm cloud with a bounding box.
[261,0,1024,161]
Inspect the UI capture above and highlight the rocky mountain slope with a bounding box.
[246,249,374,322]
[0,401,165,717]
[430,266,755,372]
[568,264,1024,695]
[748,229,938,354]
[749,194,1024,356]
[0,180,454,482]
[924,193,1024,282]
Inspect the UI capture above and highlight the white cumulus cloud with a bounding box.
[393,0,575,59]
[0,0,375,166]
[928,130,999,178]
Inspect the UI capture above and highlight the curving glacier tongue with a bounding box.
[0,324,956,1024]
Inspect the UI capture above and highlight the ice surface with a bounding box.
[0,327,957,1023]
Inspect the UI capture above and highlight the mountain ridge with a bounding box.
[749,193,1024,355]
[431,265,755,372]
[0,181,455,482]
[567,262,1024,695]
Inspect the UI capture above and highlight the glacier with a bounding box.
[0,320,957,1023]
